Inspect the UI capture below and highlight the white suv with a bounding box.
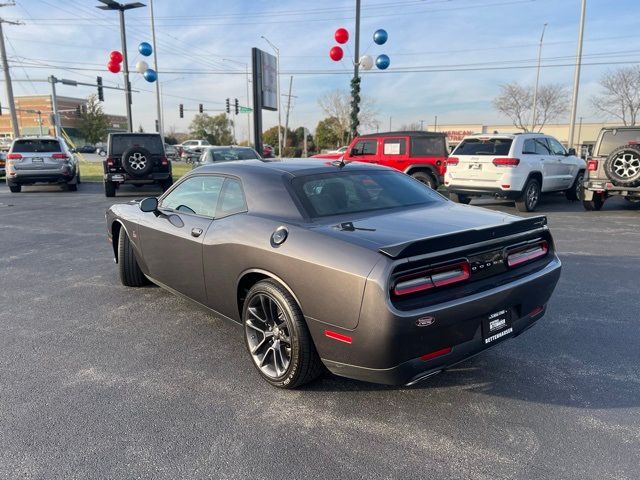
[445,133,586,212]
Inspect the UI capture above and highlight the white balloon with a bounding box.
[135,61,149,74]
[359,55,374,70]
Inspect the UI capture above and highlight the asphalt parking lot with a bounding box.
[1,182,639,480]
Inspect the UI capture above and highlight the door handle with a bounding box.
[191,227,203,238]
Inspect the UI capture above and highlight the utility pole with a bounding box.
[48,75,61,137]
[389,116,392,131]
[0,5,21,139]
[350,0,361,138]
[531,22,548,132]
[568,0,586,149]
[283,76,294,154]
[149,0,162,140]
[434,115,438,131]
[302,127,308,157]
[419,119,425,131]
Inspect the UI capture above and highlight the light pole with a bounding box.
[531,22,548,132]
[223,58,251,145]
[96,0,145,133]
[261,36,282,157]
[568,0,587,149]
[149,0,162,139]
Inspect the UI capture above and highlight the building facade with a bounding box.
[0,95,128,143]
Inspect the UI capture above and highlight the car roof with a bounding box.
[205,145,256,150]
[110,132,160,137]
[13,136,62,141]
[193,158,389,178]
[357,131,446,139]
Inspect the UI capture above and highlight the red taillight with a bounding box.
[528,305,544,317]
[447,156,459,166]
[506,241,549,268]
[420,347,452,361]
[160,156,168,165]
[52,153,68,159]
[393,261,470,296]
[324,330,352,344]
[492,157,520,167]
[587,159,598,171]
[106,157,114,166]
[7,153,22,160]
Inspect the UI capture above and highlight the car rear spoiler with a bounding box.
[379,215,548,259]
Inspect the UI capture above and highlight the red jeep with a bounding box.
[313,131,449,189]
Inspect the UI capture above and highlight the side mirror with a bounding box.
[139,197,159,213]
[567,147,577,156]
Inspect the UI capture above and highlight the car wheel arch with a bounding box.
[525,171,543,190]
[404,165,438,178]
[236,269,304,321]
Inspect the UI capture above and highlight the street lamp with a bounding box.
[261,35,282,158]
[531,22,548,132]
[96,0,146,133]
[223,58,252,145]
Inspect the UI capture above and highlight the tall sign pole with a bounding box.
[118,9,133,132]
[350,0,361,139]
[0,13,21,138]
[568,0,586,149]
[149,0,162,139]
[251,48,263,155]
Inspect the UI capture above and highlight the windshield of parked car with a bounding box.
[206,148,261,163]
[597,130,640,156]
[292,170,444,218]
[12,139,62,153]
[110,135,164,155]
[453,138,513,156]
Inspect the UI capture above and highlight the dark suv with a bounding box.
[103,133,172,197]
[583,127,640,210]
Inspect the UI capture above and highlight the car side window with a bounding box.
[534,139,551,155]
[217,178,247,217]
[353,140,377,155]
[383,138,406,155]
[160,175,224,217]
[547,137,566,155]
[522,139,536,154]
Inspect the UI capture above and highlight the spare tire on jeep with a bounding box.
[121,146,154,177]
[604,144,640,187]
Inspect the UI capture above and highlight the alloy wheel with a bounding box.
[244,293,292,379]
[526,182,539,210]
[129,153,147,171]
[612,153,640,179]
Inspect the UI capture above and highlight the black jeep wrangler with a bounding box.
[583,127,640,210]
[103,133,173,197]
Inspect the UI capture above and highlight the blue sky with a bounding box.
[4,0,640,139]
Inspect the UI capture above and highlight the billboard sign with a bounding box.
[260,50,277,111]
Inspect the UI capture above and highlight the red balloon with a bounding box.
[335,28,349,44]
[107,61,121,73]
[110,50,123,63]
[329,46,344,62]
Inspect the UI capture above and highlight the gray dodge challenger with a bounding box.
[106,159,561,388]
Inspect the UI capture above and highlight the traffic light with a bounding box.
[198,103,203,113]
[234,98,239,115]
[96,76,104,102]
[76,105,81,118]
[179,104,184,118]
[225,98,230,114]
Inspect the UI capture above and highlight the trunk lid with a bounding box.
[448,136,515,182]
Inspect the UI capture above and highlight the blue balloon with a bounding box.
[375,54,390,70]
[138,42,153,56]
[373,29,388,45]
[143,68,157,82]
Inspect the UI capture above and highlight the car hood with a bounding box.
[308,202,526,256]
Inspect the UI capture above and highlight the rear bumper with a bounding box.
[313,256,561,386]
[584,179,640,197]
[8,169,74,184]
[105,171,171,183]
[447,186,521,200]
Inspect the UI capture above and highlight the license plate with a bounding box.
[482,309,513,345]
[111,174,124,182]
[32,157,43,163]
[469,163,482,170]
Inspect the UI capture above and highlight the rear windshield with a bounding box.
[110,135,164,155]
[207,148,260,162]
[596,129,640,156]
[292,170,444,218]
[410,136,446,157]
[453,138,513,156]
[12,139,61,153]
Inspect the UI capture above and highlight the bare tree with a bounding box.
[591,67,640,126]
[318,89,378,143]
[399,122,422,131]
[494,82,568,132]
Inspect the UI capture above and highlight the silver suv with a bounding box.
[5,136,80,193]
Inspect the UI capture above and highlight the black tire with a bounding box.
[118,230,149,287]
[76,170,81,184]
[449,192,471,204]
[67,182,78,191]
[565,170,584,201]
[9,184,21,193]
[243,280,324,389]
[160,176,173,192]
[411,171,437,189]
[604,145,640,187]
[104,180,116,197]
[515,178,541,212]
[121,146,154,177]
[583,193,604,211]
